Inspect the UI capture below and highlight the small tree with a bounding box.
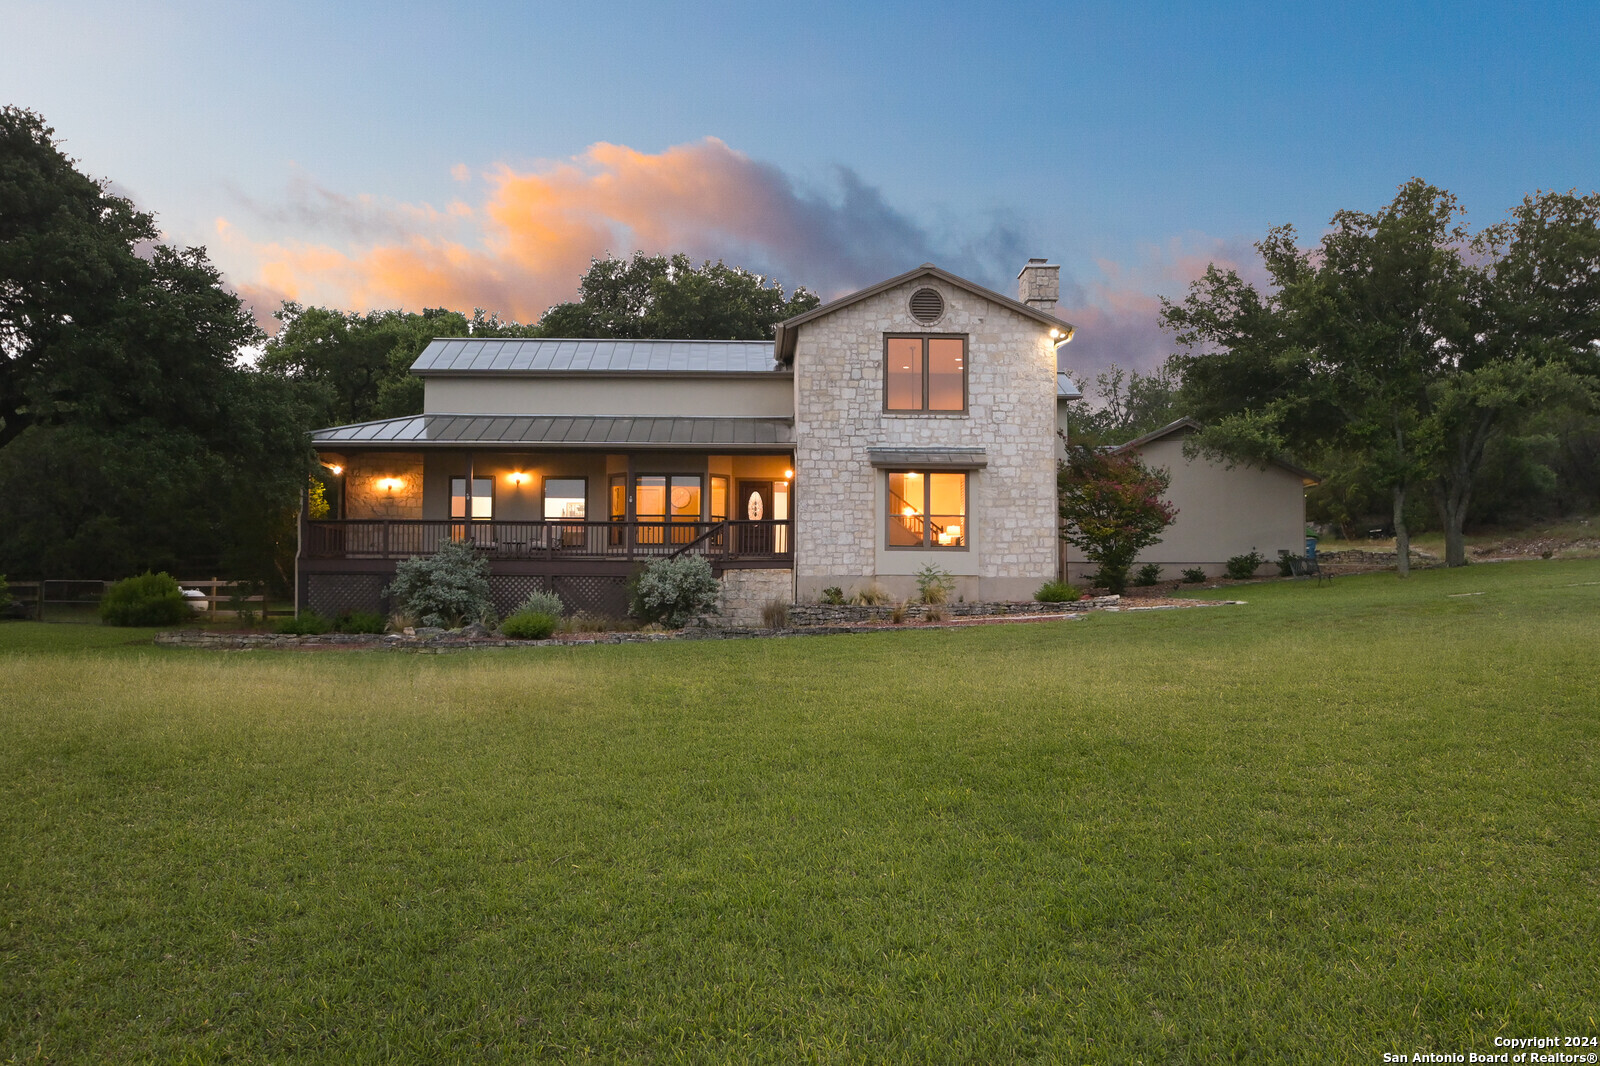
[1057,443,1178,594]
[384,539,494,628]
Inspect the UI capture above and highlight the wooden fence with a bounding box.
[3,579,282,623]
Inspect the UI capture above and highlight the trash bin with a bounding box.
[1305,533,1319,560]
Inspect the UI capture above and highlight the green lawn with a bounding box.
[2,561,1597,1063]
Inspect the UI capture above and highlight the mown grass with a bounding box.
[2,561,1597,1062]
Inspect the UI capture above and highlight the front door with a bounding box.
[737,480,773,554]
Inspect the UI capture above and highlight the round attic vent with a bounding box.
[908,287,944,323]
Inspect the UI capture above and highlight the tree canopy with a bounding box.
[0,106,312,582]
[1163,179,1600,569]
[1059,363,1184,447]
[536,253,820,340]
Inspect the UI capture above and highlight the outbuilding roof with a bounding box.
[311,414,793,450]
[409,338,781,375]
[1113,418,1321,484]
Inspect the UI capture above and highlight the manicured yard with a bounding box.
[2,561,1596,1062]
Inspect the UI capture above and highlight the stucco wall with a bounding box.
[424,375,794,417]
[792,278,1059,603]
[1065,432,1307,580]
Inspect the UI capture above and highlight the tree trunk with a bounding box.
[1393,484,1411,578]
[1435,478,1471,568]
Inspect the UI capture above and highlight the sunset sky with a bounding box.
[5,0,1597,377]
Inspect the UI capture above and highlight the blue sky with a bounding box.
[4,0,1597,376]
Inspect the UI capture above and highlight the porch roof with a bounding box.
[311,414,794,450]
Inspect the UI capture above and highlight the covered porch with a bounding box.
[298,413,797,618]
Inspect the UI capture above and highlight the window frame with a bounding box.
[541,476,588,521]
[884,469,970,551]
[449,475,495,521]
[883,333,969,415]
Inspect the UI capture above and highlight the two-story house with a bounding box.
[299,261,1077,623]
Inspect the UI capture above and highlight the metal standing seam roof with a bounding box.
[1057,373,1083,399]
[310,414,794,448]
[410,338,782,374]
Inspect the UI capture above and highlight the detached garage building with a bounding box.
[1064,417,1319,582]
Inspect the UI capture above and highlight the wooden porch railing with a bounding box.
[303,519,792,564]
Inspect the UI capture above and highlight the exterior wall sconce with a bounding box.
[784,468,794,481]
[323,463,344,476]
[377,477,404,493]
[507,471,530,486]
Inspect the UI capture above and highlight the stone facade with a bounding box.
[792,276,1060,602]
[343,451,424,519]
[714,567,793,627]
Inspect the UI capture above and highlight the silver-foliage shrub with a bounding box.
[385,540,494,628]
[629,555,719,628]
[516,588,565,618]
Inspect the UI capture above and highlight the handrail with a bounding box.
[668,521,729,559]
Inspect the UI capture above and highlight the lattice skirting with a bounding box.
[305,574,388,619]
[551,575,630,618]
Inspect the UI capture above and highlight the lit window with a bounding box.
[543,477,586,520]
[887,471,967,549]
[885,335,966,412]
[450,476,493,520]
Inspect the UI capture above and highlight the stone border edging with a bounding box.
[153,596,1244,653]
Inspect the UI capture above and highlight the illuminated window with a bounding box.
[887,471,967,549]
[450,476,493,520]
[543,477,586,520]
[885,335,966,412]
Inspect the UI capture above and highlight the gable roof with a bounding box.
[772,263,1075,365]
[410,338,781,376]
[1113,418,1321,483]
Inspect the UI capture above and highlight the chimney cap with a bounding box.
[1018,258,1056,277]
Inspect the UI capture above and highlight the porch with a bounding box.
[301,517,792,566]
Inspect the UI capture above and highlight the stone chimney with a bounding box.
[1017,258,1060,313]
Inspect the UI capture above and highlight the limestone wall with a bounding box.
[792,277,1059,601]
[342,452,424,519]
[714,568,793,627]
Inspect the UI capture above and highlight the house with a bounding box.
[1069,417,1319,582]
[299,260,1077,624]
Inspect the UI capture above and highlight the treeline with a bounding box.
[1066,180,1600,566]
[0,106,816,587]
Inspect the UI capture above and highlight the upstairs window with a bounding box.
[885,335,966,413]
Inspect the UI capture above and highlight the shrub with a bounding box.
[99,572,193,627]
[1057,443,1178,594]
[1226,550,1267,580]
[1277,553,1298,577]
[1181,567,1207,584]
[821,586,845,606]
[924,606,947,623]
[1034,580,1080,603]
[761,598,789,629]
[274,611,330,635]
[384,540,494,628]
[853,582,892,606]
[333,609,387,634]
[1134,562,1163,586]
[516,589,566,618]
[915,564,955,605]
[501,610,559,640]
[629,555,720,628]
[888,601,909,624]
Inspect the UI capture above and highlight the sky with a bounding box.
[4,0,1598,381]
